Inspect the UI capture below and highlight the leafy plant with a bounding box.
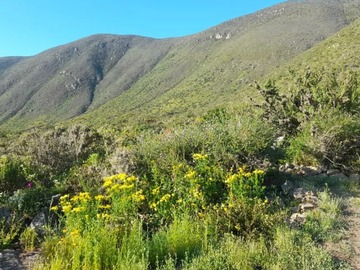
[20,227,38,252]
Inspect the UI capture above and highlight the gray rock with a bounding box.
[281,180,295,194]
[0,249,24,270]
[349,174,360,181]
[290,213,306,225]
[327,169,341,176]
[329,173,348,181]
[0,207,11,220]
[30,211,48,236]
[302,195,319,205]
[292,188,306,200]
[299,166,322,176]
[299,203,316,212]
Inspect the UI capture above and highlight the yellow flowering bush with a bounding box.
[225,167,265,202]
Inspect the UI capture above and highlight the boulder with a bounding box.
[281,180,295,194]
[299,203,316,212]
[30,210,48,236]
[290,213,306,226]
[326,169,341,176]
[329,173,348,181]
[292,188,306,200]
[349,174,360,181]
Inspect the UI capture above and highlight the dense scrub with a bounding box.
[0,67,358,269]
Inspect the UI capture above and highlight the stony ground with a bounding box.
[0,250,39,270]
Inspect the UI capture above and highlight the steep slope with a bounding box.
[0,35,174,126]
[79,0,360,127]
[1,0,360,130]
[272,15,360,81]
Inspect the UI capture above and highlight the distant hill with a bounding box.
[1,0,360,130]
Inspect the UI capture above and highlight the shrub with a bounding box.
[0,214,23,250]
[20,227,37,252]
[0,156,27,193]
[258,68,360,170]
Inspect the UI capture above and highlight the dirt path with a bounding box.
[344,198,360,270]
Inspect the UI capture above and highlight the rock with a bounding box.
[20,251,40,269]
[292,188,306,200]
[281,180,295,194]
[30,211,48,236]
[349,174,360,181]
[299,203,316,212]
[215,33,223,40]
[329,173,348,181]
[0,249,24,270]
[0,207,11,220]
[302,195,318,205]
[298,166,322,176]
[327,169,341,176]
[290,213,306,225]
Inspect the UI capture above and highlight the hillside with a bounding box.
[1,0,360,130]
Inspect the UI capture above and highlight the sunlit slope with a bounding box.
[80,0,360,126]
[1,0,360,130]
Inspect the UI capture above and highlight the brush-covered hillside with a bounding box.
[1,1,360,269]
[1,0,360,130]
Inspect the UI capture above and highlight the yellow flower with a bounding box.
[126,175,137,183]
[253,169,265,175]
[176,198,183,204]
[185,170,196,179]
[150,202,158,210]
[152,187,160,195]
[50,205,59,211]
[71,207,84,213]
[159,194,171,203]
[98,204,111,209]
[60,194,70,201]
[238,167,245,175]
[79,192,91,200]
[70,230,80,237]
[95,194,106,201]
[101,213,111,219]
[97,213,111,219]
[244,172,252,178]
[192,153,208,160]
[62,204,72,213]
[117,173,127,181]
[103,178,113,189]
[225,174,237,184]
[132,190,145,202]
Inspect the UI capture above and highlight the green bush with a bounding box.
[0,156,27,193]
[258,68,360,170]
[8,187,51,218]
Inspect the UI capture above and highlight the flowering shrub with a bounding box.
[225,167,266,202]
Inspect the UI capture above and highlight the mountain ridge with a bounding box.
[1,0,360,130]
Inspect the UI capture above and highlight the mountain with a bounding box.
[1,0,360,130]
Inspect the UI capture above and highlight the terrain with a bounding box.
[1,0,360,130]
[0,0,360,269]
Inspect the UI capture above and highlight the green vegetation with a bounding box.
[1,2,360,269]
[0,64,358,268]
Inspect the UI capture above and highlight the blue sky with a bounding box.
[0,1,285,57]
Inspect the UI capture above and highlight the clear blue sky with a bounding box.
[0,0,285,57]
